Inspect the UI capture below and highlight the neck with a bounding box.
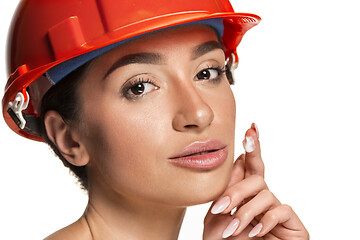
[84,186,186,240]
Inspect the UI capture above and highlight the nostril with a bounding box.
[184,124,198,129]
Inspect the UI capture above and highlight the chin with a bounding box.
[168,159,234,207]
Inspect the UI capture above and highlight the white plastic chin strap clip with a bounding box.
[7,91,30,129]
[225,53,238,82]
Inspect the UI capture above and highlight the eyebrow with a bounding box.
[104,52,164,78]
[104,41,224,78]
[191,41,224,60]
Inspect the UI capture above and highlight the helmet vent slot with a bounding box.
[238,17,257,24]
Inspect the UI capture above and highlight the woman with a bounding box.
[2,0,308,239]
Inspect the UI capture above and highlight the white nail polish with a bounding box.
[211,196,231,214]
[243,136,255,153]
[249,223,263,238]
[222,218,240,238]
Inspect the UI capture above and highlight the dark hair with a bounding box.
[40,62,91,191]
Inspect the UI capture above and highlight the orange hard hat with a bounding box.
[2,0,260,141]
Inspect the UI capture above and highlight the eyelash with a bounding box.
[121,65,227,100]
[196,65,226,83]
[121,77,158,100]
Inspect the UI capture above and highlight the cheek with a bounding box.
[82,96,173,196]
[81,76,167,162]
[209,83,236,133]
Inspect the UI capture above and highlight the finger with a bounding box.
[254,204,309,238]
[231,190,281,236]
[207,155,245,218]
[203,212,234,240]
[243,123,264,177]
[207,154,245,217]
[227,154,246,188]
[249,219,266,240]
[251,122,260,139]
[225,222,263,240]
[204,212,262,240]
[211,175,268,215]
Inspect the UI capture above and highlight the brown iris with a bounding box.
[130,83,145,95]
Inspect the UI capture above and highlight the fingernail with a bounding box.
[243,136,255,153]
[211,196,231,214]
[222,218,240,238]
[249,223,263,238]
[252,123,260,139]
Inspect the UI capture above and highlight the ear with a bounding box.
[44,110,89,166]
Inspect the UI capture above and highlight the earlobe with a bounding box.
[44,111,89,166]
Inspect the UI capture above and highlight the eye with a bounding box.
[195,66,226,82]
[123,79,159,100]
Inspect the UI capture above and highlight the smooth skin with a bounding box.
[43,24,308,239]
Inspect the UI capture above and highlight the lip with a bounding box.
[168,139,228,170]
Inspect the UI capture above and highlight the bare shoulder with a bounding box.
[44,216,92,240]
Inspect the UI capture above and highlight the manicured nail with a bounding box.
[243,136,255,153]
[211,196,231,214]
[222,218,240,238]
[251,123,260,139]
[249,223,263,238]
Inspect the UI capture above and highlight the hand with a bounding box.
[203,123,309,240]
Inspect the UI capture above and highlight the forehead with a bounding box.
[95,25,222,62]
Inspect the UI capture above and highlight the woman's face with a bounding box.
[77,25,236,206]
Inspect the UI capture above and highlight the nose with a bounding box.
[172,84,214,133]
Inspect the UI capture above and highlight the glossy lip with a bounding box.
[168,139,228,169]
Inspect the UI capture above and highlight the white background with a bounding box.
[1,0,359,239]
